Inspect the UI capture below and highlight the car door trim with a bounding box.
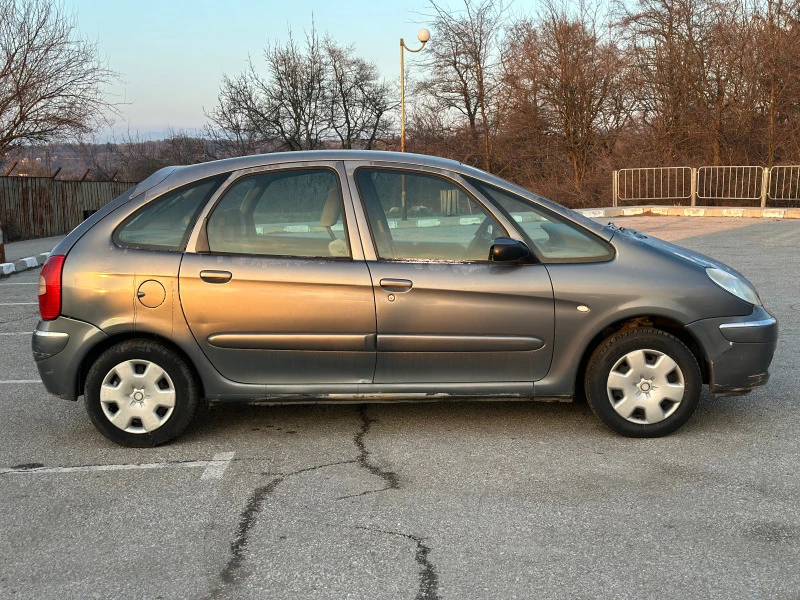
[377,334,544,352]
[207,333,377,352]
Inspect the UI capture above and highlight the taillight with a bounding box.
[38,255,66,320]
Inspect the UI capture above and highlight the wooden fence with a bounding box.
[0,177,137,241]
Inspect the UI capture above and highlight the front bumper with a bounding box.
[32,317,108,401]
[687,306,777,396]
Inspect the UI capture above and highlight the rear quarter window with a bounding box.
[114,174,228,251]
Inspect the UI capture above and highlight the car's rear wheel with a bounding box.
[584,328,702,437]
[84,339,200,447]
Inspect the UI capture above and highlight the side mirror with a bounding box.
[490,237,533,263]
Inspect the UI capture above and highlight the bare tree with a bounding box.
[207,25,394,154]
[74,129,207,182]
[690,0,754,164]
[206,31,326,153]
[752,0,800,165]
[535,1,629,191]
[415,0,508,171]
[262,29,329,150]
[615,0,698,162]
[203,75,268,158]
[326,39,396,149]
[0,0,117,155]
[497,21,557,185]
[617,0,759,165]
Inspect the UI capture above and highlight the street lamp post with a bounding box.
[400,29,430,220]
[400,28,430,153]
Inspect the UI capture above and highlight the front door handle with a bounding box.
[200,270,232,284]
[379,278,413,292]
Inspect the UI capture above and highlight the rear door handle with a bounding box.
[379,278,413,292]
[200,270,232,284]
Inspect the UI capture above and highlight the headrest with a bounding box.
[320,188,342,227]
[210,208,246,235]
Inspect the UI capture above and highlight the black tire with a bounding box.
[584,328,702,438]
[84,339,200,447]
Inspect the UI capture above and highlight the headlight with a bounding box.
[706,267,761,305]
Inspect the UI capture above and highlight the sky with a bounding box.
[66,0,469,139]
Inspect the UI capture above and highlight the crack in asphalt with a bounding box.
[212,406,422,598]
[9,462,44,470]
[337,404,400,500]
[356,526,441,600]
[218,476,284,586]
[211,459,357,596]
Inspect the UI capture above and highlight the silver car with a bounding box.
[32,151,777,446]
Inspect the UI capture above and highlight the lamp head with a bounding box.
[417,28,431,43]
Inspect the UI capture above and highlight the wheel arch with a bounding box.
[77,332,204,399]
[574,315,710,399]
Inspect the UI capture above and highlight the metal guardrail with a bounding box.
[696,166,765,202]
[613,165,800,207]
[614,167,693,203]
[767,166,800,201]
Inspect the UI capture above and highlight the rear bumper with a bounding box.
[687,306,777,397]
[32,317,108,401]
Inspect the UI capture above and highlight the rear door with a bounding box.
[346,164,555,387]
[179,161,376,385]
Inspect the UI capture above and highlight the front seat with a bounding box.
[320,188,348,257]
[208,208,247,253]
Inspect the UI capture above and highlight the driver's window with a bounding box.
[355,168,505,261]
[466,177,613,262]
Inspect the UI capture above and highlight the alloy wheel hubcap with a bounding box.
[606,349,685,424]
[99,360,176,434]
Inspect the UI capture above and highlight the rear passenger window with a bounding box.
[207,169,350,259]
[115,174,228,251]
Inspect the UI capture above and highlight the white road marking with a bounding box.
[0,302,38,306]
[0,379,42,384]
[0,282,38,285]
[201,452,236,480]
[0,332,31,336]
[1,452,236,478]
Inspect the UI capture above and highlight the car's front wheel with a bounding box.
[584,328,702,437]
[84,339,200,447]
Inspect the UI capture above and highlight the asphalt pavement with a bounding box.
[0,217,797,599]
[1,235,65,264]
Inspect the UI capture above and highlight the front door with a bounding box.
[350,166,554,385]
[180,163,376,385]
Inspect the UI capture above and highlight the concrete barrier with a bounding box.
[13,257,38,271]
[575,206,800,219]
[0,250,50,278]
